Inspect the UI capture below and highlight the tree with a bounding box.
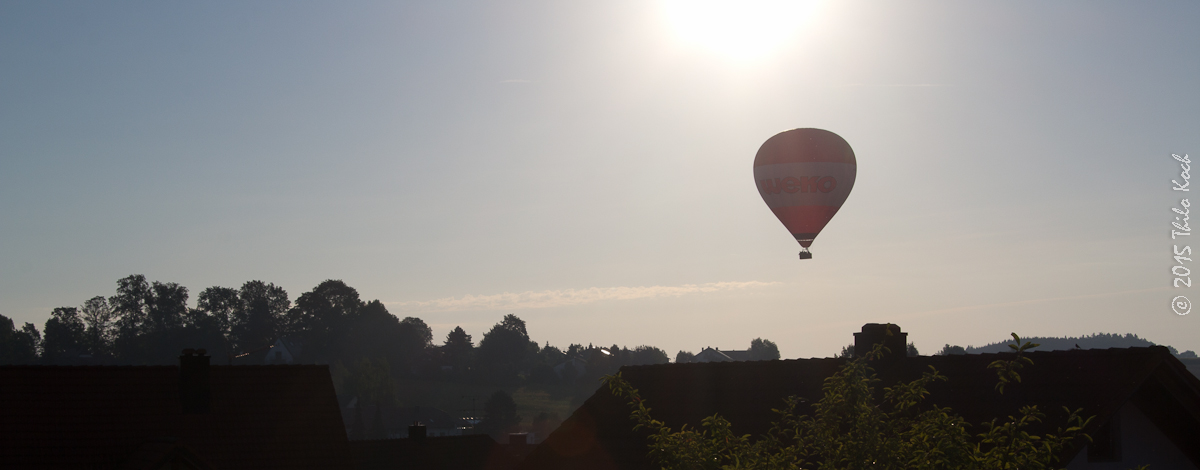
[444,326,474,374]
[938,344,967,356]
[477,390,521,439]
[343,301,429,373]
[79,296,115,357]
[20,323,41,359]
[675,350,695,363]
[907,342,920,357]
[748,338,781,361]
[606,333,1091,470]
[289,280,361,362]
[401,317,433,348]
[629,345,670,365]
[196,286,240,338]
[42,307,86,363]
[102,275,225,364]
[231,281,290,351]
[476,314,535,384]
[146,281,188,334]
[398,316,433,369]
[193,282,290,357]
[141,281,195,363]
[344,357,396,407]
[110,274,152,360]
[538,342,565,366]
[0,314,40,364]
[558,361,580,386]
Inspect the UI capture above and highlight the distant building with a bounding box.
[552,356,588,379]
[0,349,352,470]
[342,402,466,439]
[691,347,751,363]
[265,337,302,364]
[522,324,1200,470]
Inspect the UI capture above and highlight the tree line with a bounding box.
[0,275,785,441]
[0,275,781,385]
[0,275,431,368]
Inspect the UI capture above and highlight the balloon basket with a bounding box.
[798,249,812,260]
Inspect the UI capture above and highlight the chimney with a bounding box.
[179,349,211,414]
[853,324,907,361]
[408,423,427,440]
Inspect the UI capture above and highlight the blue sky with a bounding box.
[2,1,1197,358]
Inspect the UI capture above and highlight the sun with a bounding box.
[660,0,819,61]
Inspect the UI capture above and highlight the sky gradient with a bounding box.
[2,0,1198,358]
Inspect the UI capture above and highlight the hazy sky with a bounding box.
[2,1,1197,359]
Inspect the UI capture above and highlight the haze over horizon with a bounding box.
[2,1,1197,359]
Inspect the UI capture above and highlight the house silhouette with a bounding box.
[0,349,352,469]
[521,324,1200,470]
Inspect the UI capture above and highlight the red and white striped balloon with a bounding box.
[753,128,857,257]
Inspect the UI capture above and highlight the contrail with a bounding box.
[386,281,779,312]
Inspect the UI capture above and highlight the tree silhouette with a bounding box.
[146,281,188,333]
[79,296,115,357]
[629,345,670,365]
[443,326,473,375]
[476,314,535,384]
[397,316,433,369]
[345,357,396,407]
[289,280,360,362]
[748,338,780,361]
[196,286,239,345]
[42,307,86,363]
[0,314,40,364]
[343,300,421,373]
[477,390,521,439]
[232,281,290,352]
[937,344,967,355]
[111,275,152,360]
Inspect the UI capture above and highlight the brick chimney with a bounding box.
[179,348,211,414]
[853,324,907,361]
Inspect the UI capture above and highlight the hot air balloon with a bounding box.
[753,128,856,259]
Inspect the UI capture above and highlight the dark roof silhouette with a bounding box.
[349,435,519,470]
[0,362,352,470]
[1184,357,1200,380]
[521,345,1200,470]
[692,347,751,363]
[116,439,212,470]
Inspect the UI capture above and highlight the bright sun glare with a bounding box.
[661,0,818,61]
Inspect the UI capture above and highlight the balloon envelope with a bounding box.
[753,128,856,248]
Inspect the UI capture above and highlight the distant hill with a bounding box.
[960,333,1197,357]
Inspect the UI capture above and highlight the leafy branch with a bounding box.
[604,332,1095,470]
[987,333,1039,394]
